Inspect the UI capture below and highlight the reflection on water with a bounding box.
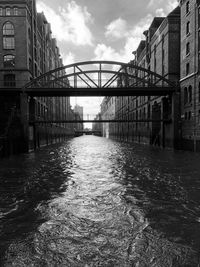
[0,136,200,266]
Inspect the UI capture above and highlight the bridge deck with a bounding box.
[30,119,172,124]
[0,86,176,97]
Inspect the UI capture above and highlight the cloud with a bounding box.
[148,0,178,15]
[155,8,166,17]
[96,0,178,63]
[147,0,163,8]
[94,14,153,62]
[37,1,94,46]
[62,52,75,65]
[105,18,128,39]
[166,0,179,12]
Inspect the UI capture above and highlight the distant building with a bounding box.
[74,104,83,120]
[179,0,200,151]
[101,96,116,138]
[92,113,103,136]
[73,104,84,131]
[0,0,75,155]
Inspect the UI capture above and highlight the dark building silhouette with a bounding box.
[179,0,200,151]
[0,0,75,156]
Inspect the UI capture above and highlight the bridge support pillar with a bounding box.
[20,93,29,152]
[29,97,37,150]
[161,97,165,148]
[171,92,181,150]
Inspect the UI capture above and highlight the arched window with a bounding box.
[3,21,14,35]
[3,22,15,50]
[3,54,15,68]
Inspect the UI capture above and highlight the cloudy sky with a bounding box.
[36,0,178,124]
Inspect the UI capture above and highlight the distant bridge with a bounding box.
[30,119,172,124]
[74,130,102,137]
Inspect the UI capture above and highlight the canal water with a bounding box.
[0,136,200,267]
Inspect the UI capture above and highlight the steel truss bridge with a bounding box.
[0,61,179,97]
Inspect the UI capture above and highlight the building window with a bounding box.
[184,87,188,104]
[188,111,191,120]
[3,37,15,50]
[186,1,190,14]
[186,42,190,55]
[3,55,15,68]
[4,74,16,87]
[186,62,190,75]
[185,112,187,120]
[3,22,15,50]
[0,8,3,16]
[188,85,192,102]
[6,8,11,16]
[3,22,14,35]
[14,8,18,15]
[186,21,190,35]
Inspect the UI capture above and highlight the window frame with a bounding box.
[188,85,192,103]
[3,22,15,50]
[3,21,14,36]
[3,73,16,87]
[3,54,15,68]
[186,62,190,76]
[14,8,18,16]
[186,42,190,55]
[5,7,11,16]
[186,1,190,14]
[186,21,190,35]
[3,37,15,50]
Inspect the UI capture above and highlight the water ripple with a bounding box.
[0,136,200,266]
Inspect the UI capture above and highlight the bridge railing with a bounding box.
[22,61,178,90]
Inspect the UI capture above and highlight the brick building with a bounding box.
[0,0,75,156]
[101,6,181,148]
[179,0,200,151]
[92,113,103,136]
[74,104,84,131]
[136,7,181,148]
